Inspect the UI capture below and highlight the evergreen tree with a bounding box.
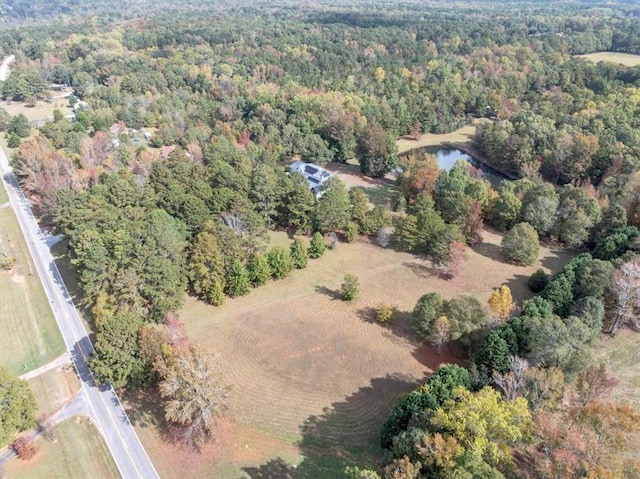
[225,260,250,297]
[290,238,308,269]
[267,246,292,278]
[248,254,271,287]
[309,232,326,259]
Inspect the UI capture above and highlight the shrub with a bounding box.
[528,268,548,293]
[290,238,308,269]
[248,254,271,287]
[345,221,359,243]
[376,303,395,323]
[12,437,38,461]
[502,222,540,266]
[309,232,326,259]
[341,274,360,301]
[267,246,292,279]
[225,260,250,297]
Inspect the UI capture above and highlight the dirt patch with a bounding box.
[132,227,574,478]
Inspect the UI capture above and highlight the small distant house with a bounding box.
[289,161,333,196]
[109,122,127,137]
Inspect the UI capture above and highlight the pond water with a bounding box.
[425,146,507,187]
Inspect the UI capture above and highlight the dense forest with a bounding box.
[1,0,640,476]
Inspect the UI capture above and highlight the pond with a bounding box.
[425,146,507,187]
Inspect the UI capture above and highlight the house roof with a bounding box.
[289,161,333,195]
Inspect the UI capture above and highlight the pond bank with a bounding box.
[396,120,517,180]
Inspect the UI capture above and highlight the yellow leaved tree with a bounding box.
[488,284,515,322]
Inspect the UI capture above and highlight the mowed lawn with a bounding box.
[577,51,640,67]
[0,182,64,375]
[593,330,640,409]
[131,228,575,479]
[5,417,119,479]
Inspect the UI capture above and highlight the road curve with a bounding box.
[0,54,14,81]
[0,147,160,479]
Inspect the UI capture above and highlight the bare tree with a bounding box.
[429,315,451,354]
[37,417,56,442]
[159,347,229,449]
[611,259,640,333]
[493,356,529,401]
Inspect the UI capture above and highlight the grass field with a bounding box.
[4,417,119,479]
[28,367,80,419]
[0,181,65,375]
[2,90,74,123]
[593,330,640,409]
[577,51,640,66]
[129,228,574,479]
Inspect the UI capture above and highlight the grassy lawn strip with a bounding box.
[28,368,81,420]
[5,417,119,479]
[0,181,65,375]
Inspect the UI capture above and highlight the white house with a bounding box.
[289,161,333,196]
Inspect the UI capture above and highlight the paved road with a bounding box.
[0,54,14,81]
[0,147,160,478]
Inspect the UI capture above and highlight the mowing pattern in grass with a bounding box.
[0,182,64,374]
[131,228,574,479]
[593,330,640,409]
[5,417,119,479]
[577,51,640,66]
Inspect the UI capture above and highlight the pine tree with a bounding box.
[225,260,250,297]
[290,238,308,269]
[267,246,292,278]
[248,254,271,287]
[309,232,326,259]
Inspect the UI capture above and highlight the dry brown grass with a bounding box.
[577,52,640,67]
[131,228,574,478]
[2,91,73,123]
[397,120,488,154]
[592,330,640,409]
[28,367,80,419]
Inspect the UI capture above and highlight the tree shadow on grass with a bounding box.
[122,387,175,444]
[401,260,442,279]
[470,240,511,265]
[356,307,422,347]
[242,374,426,479]
[314,285,342,300]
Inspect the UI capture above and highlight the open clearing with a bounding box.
[577,51,640,66]
[130,228,574,479]
[397,120,487,154]
[4,417,119,479]
[0,181,65,374]
[1,89,74,124]
[593,330,640,409]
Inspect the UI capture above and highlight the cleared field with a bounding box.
[5,417,119,479]
[593,330,640,409]
[0,181,65,375]
[1,90,74,123]
[28,367,80,419]
[577,51,640,66]
[131,228,574,479]
[397,120,488,154]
